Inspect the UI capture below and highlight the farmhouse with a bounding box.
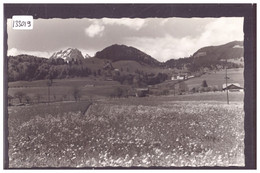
[171,74,186,80]
[222,83,243,92]
[171,72,193,81]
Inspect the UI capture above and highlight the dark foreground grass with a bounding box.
[8,96,244,168]
[8,101,92,139]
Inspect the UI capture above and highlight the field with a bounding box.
[8,77,121,103]
[7,92,245,168]
[185,68,244,88]
[8,68,244,105]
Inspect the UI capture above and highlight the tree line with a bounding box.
[8,55,170,88]
[8,55,94,81]
[165,56,243,72]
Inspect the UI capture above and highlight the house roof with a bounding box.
[223,83,240,88]
[222,83,243,89]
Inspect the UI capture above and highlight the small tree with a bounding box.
[25,95,31,104]
[191,87,196,93]
[179,81,189,94]
[72,87,81,102]
[14,91,26,103]
[53,94,56,101]
[8,95,14,105]
[201,80,208,88]
[161,89,170,95]
[62,94,68,101]
[97,69,101,76]
[213,86,219,92]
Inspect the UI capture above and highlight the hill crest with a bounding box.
[94,44,161,66]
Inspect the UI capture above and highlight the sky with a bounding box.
[7,17,244,62]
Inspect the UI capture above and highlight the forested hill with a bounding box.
[8,54,92,82]
[94,44,162,66]
[165,41,244,72]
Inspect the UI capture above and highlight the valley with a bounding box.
[6,40,245,167]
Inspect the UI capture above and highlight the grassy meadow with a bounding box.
[185,68,244,89]
[8,77,121,103]
[8,91,245,167]
[7,67,245,168]
[8,68,244,104]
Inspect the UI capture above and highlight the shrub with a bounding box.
[72,87,82,102]
[14,91,26,103]
[25,95,31,104]
[201,80,208,87]
[8,95,14,105]
[161,89,170,95]
[212,86,219,92]
[179,81,189,94]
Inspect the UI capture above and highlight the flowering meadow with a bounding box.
[8,94,244,167]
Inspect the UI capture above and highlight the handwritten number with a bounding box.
[13,19,32,28]
[27,21,31,27]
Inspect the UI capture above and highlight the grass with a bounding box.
[185,68,244,89]
[8,67,244,103]
[8,92,244,167]
[8,78,121,103]
[8,77,119,88]
[8,101,92,132]
[7,68,245,167]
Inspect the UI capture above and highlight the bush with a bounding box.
[25,95,31,104]
[14,91,26,103]
[8,95,14,105]
[212,86,219,92]
[161,89,170,95]
[72,87,82,102]
[179,81,189,94]
[201,80,208,87]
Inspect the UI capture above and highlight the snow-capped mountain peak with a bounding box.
[50,48,84,62]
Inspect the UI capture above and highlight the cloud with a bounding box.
[125,35,197,62]
[199,17,244,46]
[81,49,96,58]
[160,18,169,26]
[7,48,53,58]
[85,23,105,37]
[124,17,244,62]
[7,17,243,62]
[99,18,146,30]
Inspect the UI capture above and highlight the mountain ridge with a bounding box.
[50,48,84,62]
[193,41,243,60]
[7,40,244,81]
[94,44,162,66]
[165,41,244,71]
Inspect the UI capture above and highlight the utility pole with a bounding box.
[173,84,175,96]
[225,58,229,104]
